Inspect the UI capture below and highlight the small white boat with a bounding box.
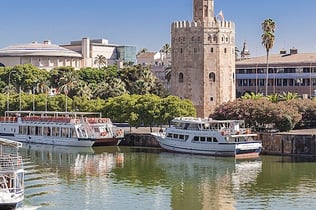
[152,117,262,158]
[0,111,124,147]
[0,138,24,209]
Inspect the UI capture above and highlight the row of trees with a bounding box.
[211,95,316,132]
[0,93,196,128]
[0,64,169,101]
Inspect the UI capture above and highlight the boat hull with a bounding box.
[92,138,120,147]
[153,134,262,158]
[0,135,95,147]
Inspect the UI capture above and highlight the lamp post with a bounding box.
[7,70,16,111]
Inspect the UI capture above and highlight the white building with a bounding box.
[0,40,82,70]
[0,37,136,70]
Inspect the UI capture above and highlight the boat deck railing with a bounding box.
[0,155,23,171]
[0,116,113,125]
[171,126,252,135]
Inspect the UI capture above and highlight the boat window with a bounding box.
[43,127,50,136]
[167,133,173,138]
[61,127,68,138]
[184,123,189,129]
[179,135,184,140]
[70,128,77,138]
[200,137,206,142]
[52,127,59,136]
[193,136,199,141]
[174,134,178,139]
[213,138,218,142]
[207,137,212,142]
[35,127,42,136]
[30,126,36,135]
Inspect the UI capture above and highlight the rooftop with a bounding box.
[0,41,82,58]
[237,50,316,68]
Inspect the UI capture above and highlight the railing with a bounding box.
[0,155,23,171]
[22,116,71,123]
[0,117,17,123]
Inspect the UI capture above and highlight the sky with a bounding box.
[1,0,316,57]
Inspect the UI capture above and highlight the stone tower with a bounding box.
[170,0,236,118]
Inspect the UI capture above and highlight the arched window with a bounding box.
[179,73,184,83]
[209,72,215,82]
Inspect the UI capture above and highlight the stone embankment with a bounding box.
[260,129,316,157]
[119,126,316,157]
[119,127,160,147]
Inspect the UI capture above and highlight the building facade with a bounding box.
[236,49,316,98]
[0,37,136,70]
[170,0,236,117]
[61,37,136,68]
[0,40,82,70]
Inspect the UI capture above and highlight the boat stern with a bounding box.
[235,141,263,159]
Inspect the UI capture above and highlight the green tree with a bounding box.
[94,55,107,69]
[135,94,162,131]
[261,18,276,96]
[161,95,196,125]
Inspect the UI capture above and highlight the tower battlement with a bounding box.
[171,20,234,30]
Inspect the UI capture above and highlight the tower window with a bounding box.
[179,73,184,83]
[224,48,227,53]
[211,48,214,53]
[209,72,216,82]
[180,48,183,54]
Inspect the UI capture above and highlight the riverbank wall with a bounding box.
[260,129,316,156]
[120,127,316,157]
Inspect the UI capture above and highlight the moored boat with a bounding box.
[0,138,24,209]
[0,111,124,147]
[151,117,262,158]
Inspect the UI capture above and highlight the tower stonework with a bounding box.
[170,0,236,118]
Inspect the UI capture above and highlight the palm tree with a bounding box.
[58,70,79,112]
[164,66,172,84]
[261,18,276,96]
[94,55,107,69]
[160,43,171,65]
[136,48,148,56]
[280,92,299,101]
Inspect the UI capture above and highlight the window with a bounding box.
[224,48,227,53]
[179,73,184,83]
[211,48,214,53]
[209,72,216,82]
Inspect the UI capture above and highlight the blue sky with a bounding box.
[1,0,316,56]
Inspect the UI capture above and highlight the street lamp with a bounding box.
[7,70,16,111]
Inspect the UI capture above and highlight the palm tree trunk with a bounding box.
[265,50,269,96]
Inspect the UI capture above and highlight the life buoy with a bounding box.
[101,132,107,136]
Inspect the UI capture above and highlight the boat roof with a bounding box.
[0,138,22,148]
[5,111,103,118]
[172,117,244,124]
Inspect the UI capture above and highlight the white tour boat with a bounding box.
[0,111,124,147]
[0,138,24,209]
[152,117,262,158]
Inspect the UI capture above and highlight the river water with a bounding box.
[18,144,316,210]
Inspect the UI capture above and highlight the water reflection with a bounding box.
[155,153,262,210]
[20,145,264,210]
